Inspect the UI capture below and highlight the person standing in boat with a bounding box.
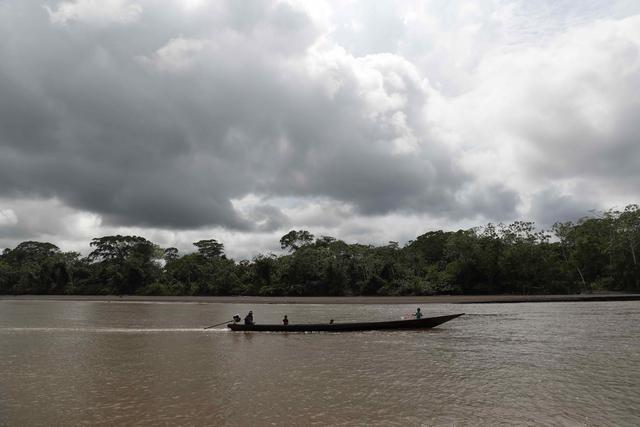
[282,315,289,325]
[414,308,423,319]
[244,311,254,325]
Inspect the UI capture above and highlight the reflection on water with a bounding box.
[1,300,639,425]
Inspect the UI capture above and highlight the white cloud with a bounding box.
[139,37,208,72]
[440,15,640,214]
[46,0,142,26]
[0,208,18,226]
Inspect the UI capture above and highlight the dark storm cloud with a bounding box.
[528,189,598,229]
[0,0,517,231]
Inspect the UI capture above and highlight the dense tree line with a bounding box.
[1,205,639,296]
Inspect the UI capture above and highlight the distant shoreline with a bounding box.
[1,294,640,305]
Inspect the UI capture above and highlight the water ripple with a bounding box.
[0,300,639,425]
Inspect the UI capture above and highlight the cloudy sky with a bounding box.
[1,0,639,259]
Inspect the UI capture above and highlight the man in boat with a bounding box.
[244,311,254,325]
[282,315,289,325]
[414,308,423,319]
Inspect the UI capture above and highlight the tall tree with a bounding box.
[88,235,161,294]
[193,239,225,260]
[88,236,151,262]
[4,241,61,265]
[611,205,640,289]
[553,221,587,289]
[280,230,314,252]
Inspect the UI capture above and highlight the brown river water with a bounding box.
[1,300,639,426]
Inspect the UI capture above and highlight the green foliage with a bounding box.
[86,235,162,294]
[280,230,314,252]
[2,205,640,296]
[193,239,225,260]
[163,247,179,262]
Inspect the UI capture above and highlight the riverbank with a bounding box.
[2,293,640,304]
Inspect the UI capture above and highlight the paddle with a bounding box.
[204,320,233,330]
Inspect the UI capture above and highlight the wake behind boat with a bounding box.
[227,313,464,332]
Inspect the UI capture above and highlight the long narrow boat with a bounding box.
[227,313,464,332]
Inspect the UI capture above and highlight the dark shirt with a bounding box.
[283,318,289,325]
[244,314,254,325]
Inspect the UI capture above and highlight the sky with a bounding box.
[1,0,639,259]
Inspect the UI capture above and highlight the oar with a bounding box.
[204,320,233,330]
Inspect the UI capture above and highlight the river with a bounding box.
[1,299,639,426]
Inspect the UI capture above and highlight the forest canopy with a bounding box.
[1,205,639,296]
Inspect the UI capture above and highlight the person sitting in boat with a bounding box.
[282,315,289,325]
[244,311,254,325]
[414,308,423,319]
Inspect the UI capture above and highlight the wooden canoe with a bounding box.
[227,313,464,332]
